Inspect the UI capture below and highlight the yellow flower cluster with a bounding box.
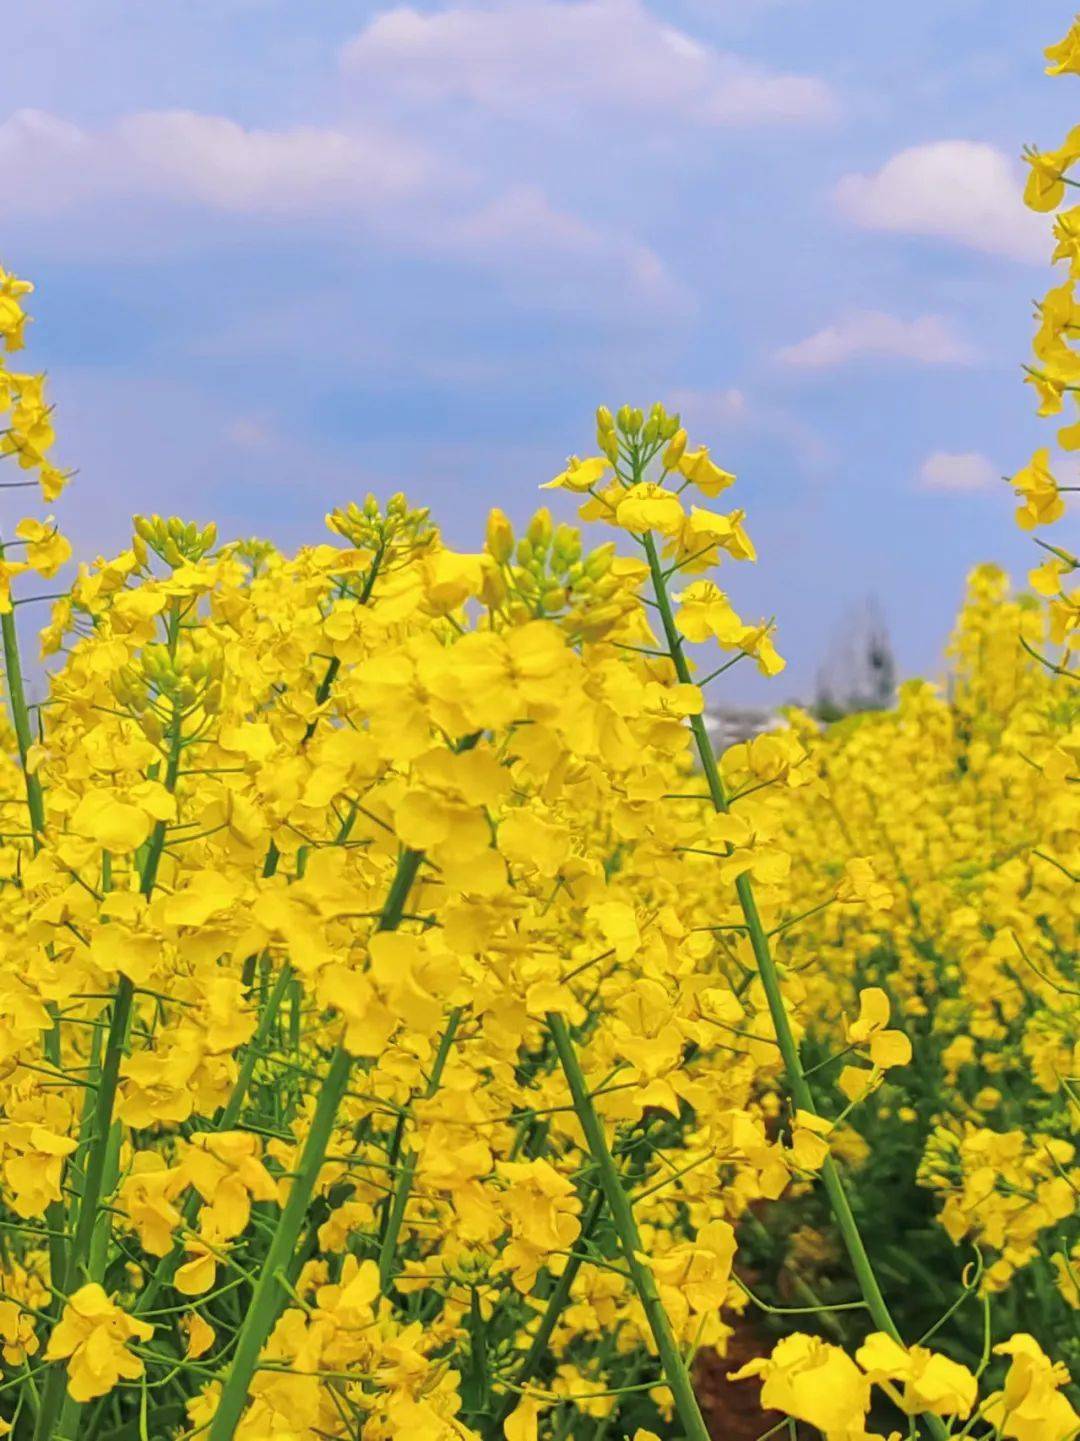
[0,24,1075,1430]
[1015,21,1080,671]
[0,269,69,508]
[735,1328,1077,1441]
[761,564,1077,1307]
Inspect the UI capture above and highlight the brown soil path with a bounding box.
[695,1322,782,1440]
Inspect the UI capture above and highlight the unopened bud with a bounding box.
[526,508,552,548]
[584,542,616,580]
[662,428,688,470]
[480,561,508,609]
[553,523,579,561]
[485,508,514,564]
[598,429,620,463]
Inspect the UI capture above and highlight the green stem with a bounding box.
[139,818,355,1318]
[487,1186,605,1437]
[547,1013,711,1441]
[641,530,949,1441]
[133,963,296,1321]
[36,612,185,1441]
[0,603,45,835]
[87,1121,122,1280]
[40,975,134,1441]
[206,1043,354,1441]
[376,1006,462,1289]
[205,846,426,1441]
[0,577,69,1307]
[221,962,295,1132]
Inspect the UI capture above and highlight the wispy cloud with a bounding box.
[437,183,690,312]
[834,140,1046,263]
[917,450,998,492]
[341,0,839,128]
[0,107,438,218]
[665,385,833,473]
[0,107,683,316]
[777,310,976,369]
[665,386,750,427]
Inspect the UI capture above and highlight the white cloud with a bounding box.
[439,183,688,309]
[917,450,998,492]
[777,310,976,368]
[0,106,438,218]
[341,0,839,127]
[664,385,832,472]
[665,386,749,426]
[835,141,1047,263]
[0,107,682,316]
[224,415,276,452]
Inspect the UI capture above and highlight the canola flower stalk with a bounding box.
[0,559,44,838]
[0,535,69,1310]
[205,1043,356,1440]
[207,845,428,1441]
[376,1005,463,1289]
[135,806,362,1322]
[633,456,952,1441]
[132,959,295,1321]
[486,1185,606,1438]
[36,601,187,1441]
[547,1012,712,1441]
[0,244,1074,1441]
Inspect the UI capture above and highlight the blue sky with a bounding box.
[3,0,1076,703]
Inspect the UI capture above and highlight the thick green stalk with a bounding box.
[547,1013,711,1441]
[68,986,135,1278]
[36,970,136,1441]
[487,1186,605,1437]
[87,1121,122,1280]
[0,604,45,835]
[37,622,186,1441]
[376,1005,462,1288]
[0,585,69,1302]
[219,962,295,1133]
[206,1042,354,1441]
[133,963,296,1321]
[139,818,354,1316]
[206,846,425,1441]
[642,530,949,1441]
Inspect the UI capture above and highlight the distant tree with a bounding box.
[813,598,897,720]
